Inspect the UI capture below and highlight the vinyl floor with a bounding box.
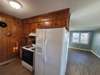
[66,49,100,75]
[0,59,32,75]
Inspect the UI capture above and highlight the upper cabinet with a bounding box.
[22,8,70,36]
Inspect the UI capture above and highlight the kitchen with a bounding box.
[0,0,70,75]
[21,8,70,75]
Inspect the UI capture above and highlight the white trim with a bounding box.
[21,61,33,72]
[69,47,91,52]
[0,58,16,66]
[22,46,35,52]
[91,50,100,58]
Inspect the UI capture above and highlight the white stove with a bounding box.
[21,46,35,72]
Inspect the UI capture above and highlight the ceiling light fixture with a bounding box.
[9,0,22,9]
[44,21,50,25]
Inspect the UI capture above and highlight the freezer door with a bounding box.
[35,53,44,75]
[35,29,46,75]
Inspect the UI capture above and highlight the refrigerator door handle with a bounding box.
[35,46,42,55]
[43,39,48,63]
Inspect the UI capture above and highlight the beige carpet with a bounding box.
[0,59,32,75]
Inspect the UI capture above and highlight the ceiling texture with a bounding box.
[0,0,100,31]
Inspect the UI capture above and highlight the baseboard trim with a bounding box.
[0,58,16,66]
[91,50,100,58]
[69,47,91,52]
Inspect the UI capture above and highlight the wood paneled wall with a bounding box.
[22,8,70,37]
[0,8,70,63]
[0,13,23,62]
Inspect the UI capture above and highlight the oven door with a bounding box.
[22,49,33,66]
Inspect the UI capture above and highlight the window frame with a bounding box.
[71,32,90,45]
[71,32,80,44]
[80,32,90,45]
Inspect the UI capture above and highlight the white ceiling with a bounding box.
[0,0,100,31]
[0,0,69,18]
[70,0,100,31]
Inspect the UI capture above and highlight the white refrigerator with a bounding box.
[35,28,69,75]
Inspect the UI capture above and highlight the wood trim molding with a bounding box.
[0,58,16,66]
[91,50,100,58]
[69,47,91,52]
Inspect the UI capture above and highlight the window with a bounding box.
[80,33,89,44]
[72,33,80,43]
[71,32,90,44]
